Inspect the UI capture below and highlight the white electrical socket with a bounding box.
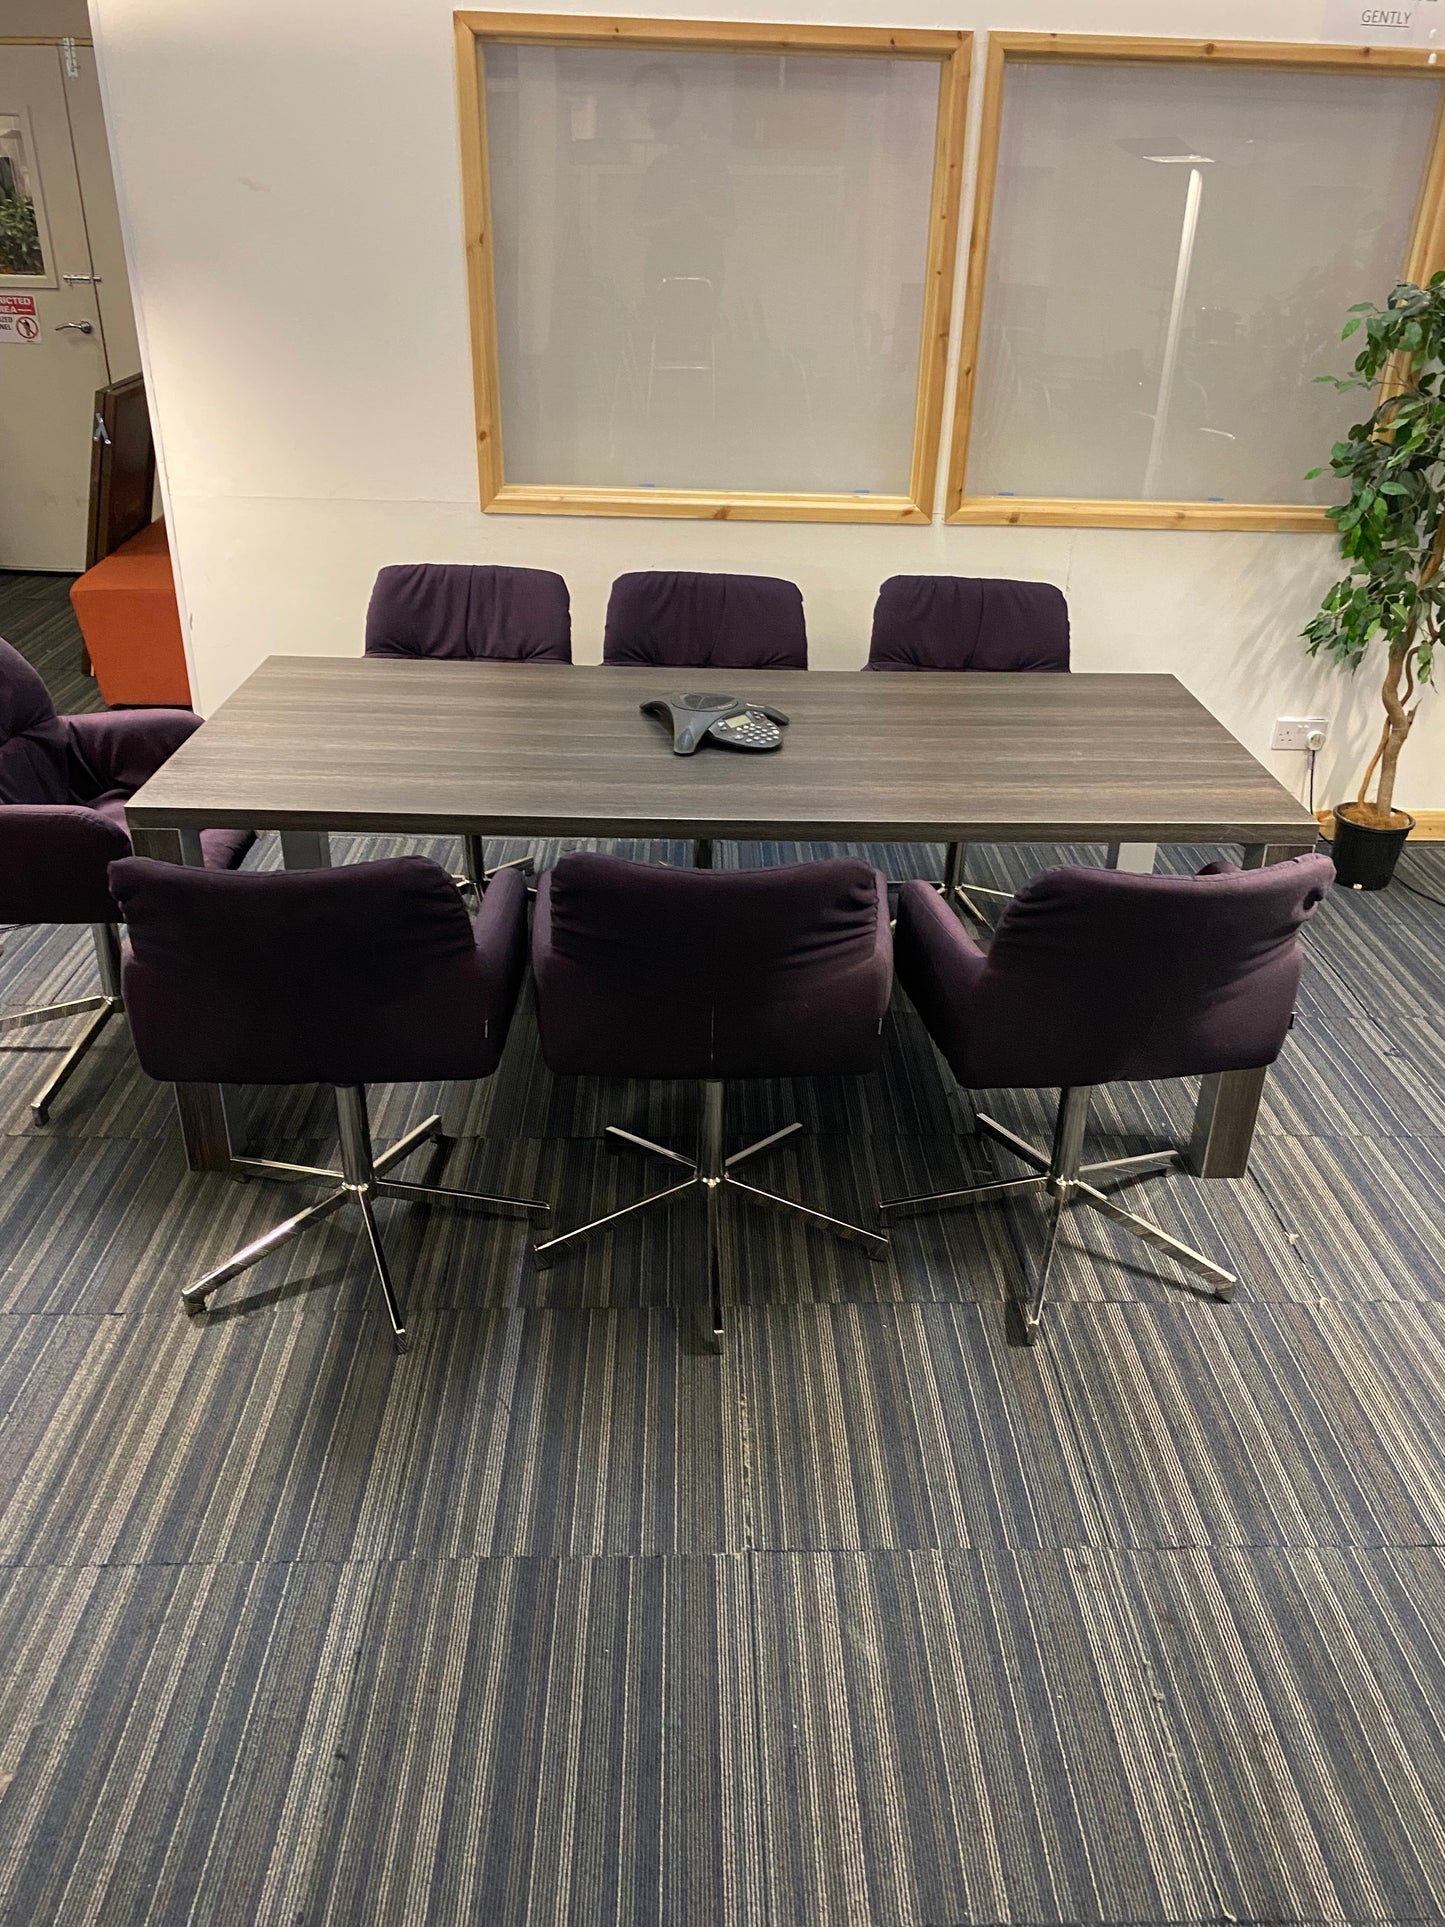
[1271,716,1328,752]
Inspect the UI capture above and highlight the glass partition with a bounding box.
[949,39,1445,529]
[457,17,969,521]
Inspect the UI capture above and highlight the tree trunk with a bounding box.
[1360,644,1414,824]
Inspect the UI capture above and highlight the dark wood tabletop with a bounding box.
[127,657,1318,848]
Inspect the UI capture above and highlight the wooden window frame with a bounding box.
[946,33,1445,533]
[454,10,970,523]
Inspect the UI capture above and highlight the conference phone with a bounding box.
[639,691,790,755]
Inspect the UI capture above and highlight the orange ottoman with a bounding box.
[70,520,192,706]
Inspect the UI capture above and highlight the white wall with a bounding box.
[86,0,1444,812]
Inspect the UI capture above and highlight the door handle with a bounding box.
[55,320,94,335]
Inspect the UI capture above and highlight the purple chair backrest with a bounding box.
[0,638,71,805]
[602,571,807,670]
[950,857,1334,1089]
[364,564,572,663]
[867,576,1070,673]
[109,855,507,1087]
[534,852,890,1080]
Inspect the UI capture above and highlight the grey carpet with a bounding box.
[0,568,101,717]
[1,601,1444,1924]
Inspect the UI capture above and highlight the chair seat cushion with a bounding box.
[90,792,253,874]
[69,522,192,707]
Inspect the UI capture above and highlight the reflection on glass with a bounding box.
[485,45,939,493]
[0,113,45,277]
[967,64,1440,504]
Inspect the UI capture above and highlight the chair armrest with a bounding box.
[471,863,529,1037]
[893,879,989,1078]
[0,804,132,925]
[64,707,200,801]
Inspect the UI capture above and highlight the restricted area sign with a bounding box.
[0,294,40,346]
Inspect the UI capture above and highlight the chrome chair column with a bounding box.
[880,1086,1234,1344]
[183,1083,546,1352]
[533,1078,887,1347]
[0,922,124,1124]
[944,842,1160,931]
[941,841,1013,929]
[461,836,534,897]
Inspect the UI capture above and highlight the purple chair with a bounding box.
[365,563,571,664]
[603,571,807,670]
[108,855,545,1351]
[0,637,253,1123]
[866,575,1070,920]
[531,852,892,1342]
[604,571,806,866]
[365,563,572,891]
[882,855,1334,1342]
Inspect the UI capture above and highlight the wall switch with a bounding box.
[1271,716,1328,751]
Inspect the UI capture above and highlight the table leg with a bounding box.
[1185,842,1312,1176]
[1240,842,1301,870]
[1106,843,1158,874]
[280,831,331,869]
[129,824,238,1171]
[1187,1067,1268,1178]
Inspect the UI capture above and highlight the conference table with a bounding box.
[125,657,1320,1179]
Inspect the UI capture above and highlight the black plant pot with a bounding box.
[1329,806,1415,891]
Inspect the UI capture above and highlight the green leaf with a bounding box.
[1307,275,1445,809]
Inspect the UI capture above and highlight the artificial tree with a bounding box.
[1304,276,1441,853]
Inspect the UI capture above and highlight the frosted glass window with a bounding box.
[965,63,1441,506]
[483,43,940,495]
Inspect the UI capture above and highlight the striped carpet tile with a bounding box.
[0,570,98,716]
[0,1557,375,1927]
[731,1302,1110,1554]
[746,1547,1217,1925]
[1247,1129,1445,1303]
[10,1298,1443,1575]
[0,1305,742,1567]
[730,1299,1445,1555]
[1111,1543,1445,1923]
[0,1304,398,1567]
[284,1555,759,1927]
[1,1546,1441,1925]
[1036,1298,1445,1551]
